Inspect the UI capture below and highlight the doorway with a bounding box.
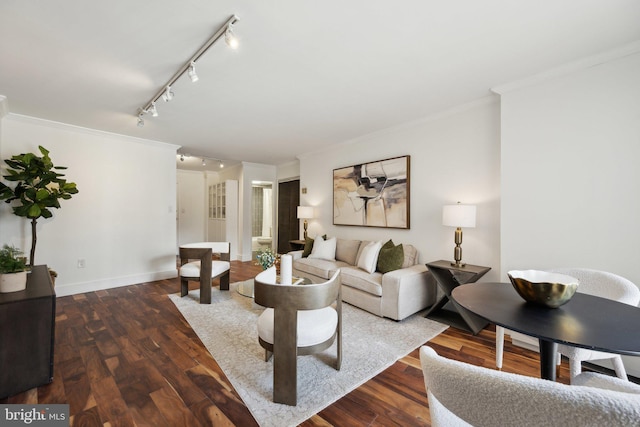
[277,179,300,253]
[251,182,273,257]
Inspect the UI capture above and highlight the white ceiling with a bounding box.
[1,1,639,170]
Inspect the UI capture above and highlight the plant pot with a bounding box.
[0,271,28,293]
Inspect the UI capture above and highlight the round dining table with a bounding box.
[452,282,640,381]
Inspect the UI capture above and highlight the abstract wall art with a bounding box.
[333,155,410,228]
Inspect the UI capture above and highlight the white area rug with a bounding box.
[169,280,448,427]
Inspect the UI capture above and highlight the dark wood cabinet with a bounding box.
[0,265,55,399]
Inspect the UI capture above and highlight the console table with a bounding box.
[425,260,491,334]
[0,265,56,398]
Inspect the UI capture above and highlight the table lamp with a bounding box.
[442,202,476,268]
[297,206,314,239]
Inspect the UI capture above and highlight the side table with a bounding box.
[425,260,491,335]
[289,239,306,251]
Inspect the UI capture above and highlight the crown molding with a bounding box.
[492,40,640,94]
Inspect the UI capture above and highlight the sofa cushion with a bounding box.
[335,239,362,265]
[294,258,348,280]
[357,241,382,274]
[308,236,337,261]
[341,266,383,296]
[377,243,404,273]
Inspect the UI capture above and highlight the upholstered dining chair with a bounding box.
[179,242,230,304]
[254,266,341,406]
[420,345,640,427]
[495,268,640,382]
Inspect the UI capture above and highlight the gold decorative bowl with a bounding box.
[507,270,579,308]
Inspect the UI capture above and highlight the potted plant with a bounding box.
[0,146,78,267]
[0,244,29,293]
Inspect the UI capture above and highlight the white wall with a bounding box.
[177,170,206,248]
[0,114,178,296]
[298,97,501,281]
[498,51,640,375]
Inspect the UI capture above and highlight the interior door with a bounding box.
[277,180,300,253]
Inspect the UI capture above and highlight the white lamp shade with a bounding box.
[297,206,314,219]
[443,204,476,228]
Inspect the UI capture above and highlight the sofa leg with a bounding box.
[180,279,188,297]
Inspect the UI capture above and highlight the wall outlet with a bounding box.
[77,259,86,268]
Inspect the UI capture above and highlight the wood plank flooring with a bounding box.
[2,261,574,426]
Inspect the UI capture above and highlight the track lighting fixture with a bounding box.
[188,62,199,83]
[162,86,174,102]
[136,14,240,126]
[225,22,239,49]
[176,153,226,169]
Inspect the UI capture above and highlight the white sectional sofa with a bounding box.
[290,237,437,321]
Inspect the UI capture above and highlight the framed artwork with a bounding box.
[333,155,410,229]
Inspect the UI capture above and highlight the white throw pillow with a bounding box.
[357,240,383,274]
[308,236,337,261]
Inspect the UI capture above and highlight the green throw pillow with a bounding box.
[381,239,395,251]
[376,243,404,273]
[302,236,314,257]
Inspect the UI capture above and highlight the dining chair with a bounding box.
[420,345,640,427]
[179,241,231,304]
[495,268,640,382]
[254,266,341,406]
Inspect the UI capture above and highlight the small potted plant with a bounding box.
[256,247,279,270]
[0,244,29,293]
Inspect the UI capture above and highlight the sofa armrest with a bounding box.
[288,250,304,261]
[381,264,437,320]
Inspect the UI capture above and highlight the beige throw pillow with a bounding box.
[308,236,337,261]
[357,241,383,274]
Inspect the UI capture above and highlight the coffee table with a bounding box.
[237,276,312,298]
[452,282,640,381]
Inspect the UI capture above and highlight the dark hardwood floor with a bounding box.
[2,261,573,426]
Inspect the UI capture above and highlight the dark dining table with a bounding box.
[451,282,640,381]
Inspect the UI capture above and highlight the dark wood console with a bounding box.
[0,265,55,398]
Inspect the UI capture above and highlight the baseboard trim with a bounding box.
[54,270,178,297]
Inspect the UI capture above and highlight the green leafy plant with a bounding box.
[0,244,29,274]
[0,146,79,266]
[256,247,279,270]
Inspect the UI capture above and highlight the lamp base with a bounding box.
[450,261,466,268]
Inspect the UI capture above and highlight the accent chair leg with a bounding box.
[180,279,188,297]
[220,271,230,291]
[200,278,212,304]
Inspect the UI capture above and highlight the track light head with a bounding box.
[162,86,174,102]
[225,23,239,49]
[150,102,158,117]
[202,158,206,166]
[180,154,184,162]
[188,62,199,83]
[219,161,224,168]
[137,115,144,127]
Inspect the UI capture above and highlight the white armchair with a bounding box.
[179,241,231,304]
[420,345,640,427]
[495,268,640,382]
[254,267,341,406]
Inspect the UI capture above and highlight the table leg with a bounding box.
[538,339,558,381]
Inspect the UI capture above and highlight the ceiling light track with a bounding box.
[178,152,225,169]
[137,14,240,125]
